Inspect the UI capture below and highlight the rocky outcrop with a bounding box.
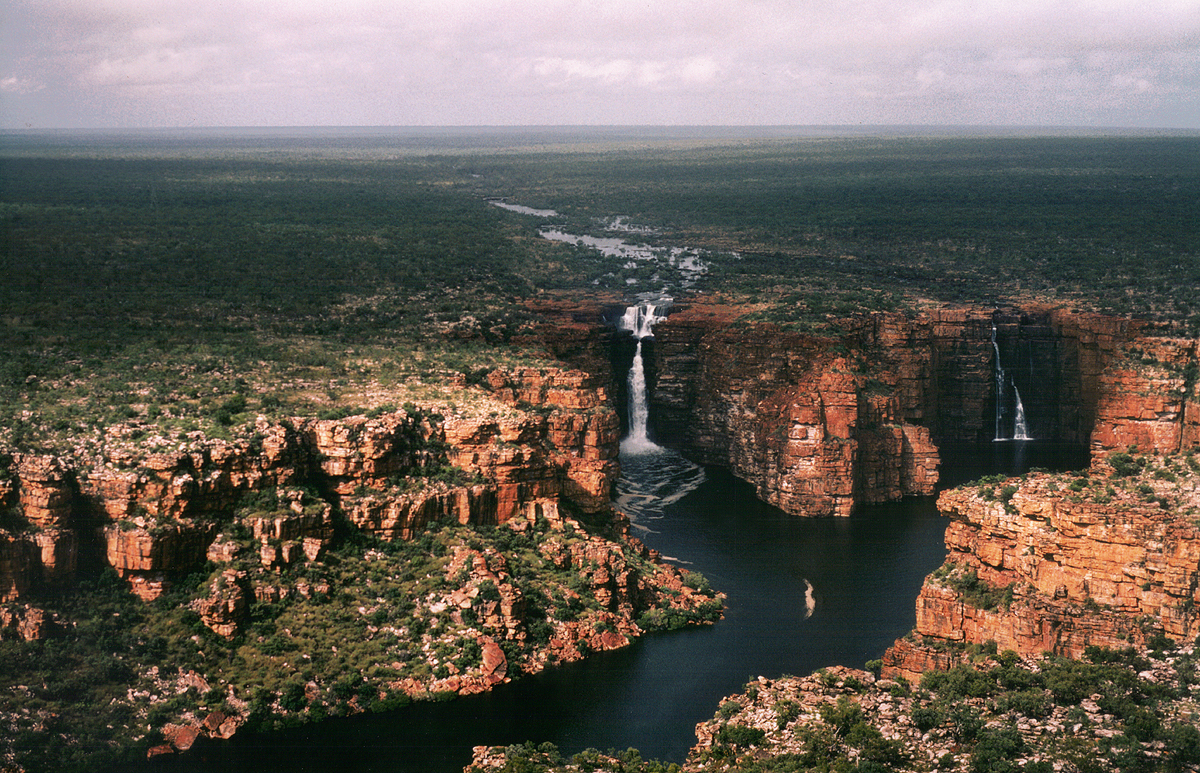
[883,456,1200,682]
[0,366,620,604]
[192,568,252,639]
[0,533,38,603]
[373,499,721,703]
[649,306,944,516]
[470,639,1200,773]
[0,603,59,641]
[4,455,80,591]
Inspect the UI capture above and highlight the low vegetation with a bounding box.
[3,129,1199,772]
[472,641,1200,772]
[4,132,1200,453]
[0,509,720,772]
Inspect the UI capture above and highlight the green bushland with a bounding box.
[0,143,584,453]
[0,508,720,772]
[930,563,1015,611]
[458,134,1200,332]
[479,642,1200,773]
[4,129,1200,772]
[4,132,1200,450]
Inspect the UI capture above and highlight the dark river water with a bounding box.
[155,441,1084,773]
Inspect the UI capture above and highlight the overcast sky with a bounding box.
[2,0,1199,129]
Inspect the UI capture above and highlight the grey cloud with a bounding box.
[2,0,1197,127]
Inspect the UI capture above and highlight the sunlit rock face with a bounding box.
[0,364,620,612]
[883,464,1200,682]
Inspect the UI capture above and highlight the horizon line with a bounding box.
[3,123,1200,134]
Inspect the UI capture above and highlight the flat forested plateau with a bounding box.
[2,130,1199,448]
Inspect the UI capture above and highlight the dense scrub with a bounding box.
[0,511,720,772]
[3,131,1199,451]
[476,135,1200,330]
[3,128,1199,772]
[470,642,1200,773]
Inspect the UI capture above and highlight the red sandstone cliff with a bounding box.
[649,306,939,517]
[1090,335,1200,457]
[884,455,1200,682]
[0,366,619,626]
[648,302,1196,518]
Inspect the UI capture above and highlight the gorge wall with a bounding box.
[4,295,1197,698]
[882,455,1200,682]
[612,298,1198,677]
[643,303,1197,518]
[881,324,1200,681]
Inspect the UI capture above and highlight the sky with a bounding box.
[2,0,1199,129]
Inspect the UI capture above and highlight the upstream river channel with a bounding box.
[153,441,1083,773]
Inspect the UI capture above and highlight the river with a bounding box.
[162,439,1083,773]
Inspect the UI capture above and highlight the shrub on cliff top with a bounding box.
[969,726,1028,773]
[934,565,1015,611]
[715,723,766,748]
[1108,451,1145,477]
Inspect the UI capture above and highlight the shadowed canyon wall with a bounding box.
[882,323,1200,680]
[3,297,1197,677]
[616,298,1199,680]
[644,303,1197,517]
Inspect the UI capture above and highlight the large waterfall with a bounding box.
[992,325,1033,442]
[619,302,669,455]
[614,300,706,541]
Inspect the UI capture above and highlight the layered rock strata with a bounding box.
[884,455,1200,682]
[133,498,721,759]
[0,366,619,630]
[1090,335,1200,456]
[648,302,1197,517]
[649,307,939,517]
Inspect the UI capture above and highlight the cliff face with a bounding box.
[1090,335,1200,456]
[1,357,728,762]
[848,310,1200,681]
[0,366,619,619]
[883,456,1200,682]
[646,302,1197,518]
[648,307,938,517]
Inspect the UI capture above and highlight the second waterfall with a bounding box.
[619,302,670,455]
[991,324,1034,442]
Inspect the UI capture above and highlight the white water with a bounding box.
[490,201,559,217]
[615,450,706,535]
[540,230,710,288]
[1013,385,1032,440]
[619,302,670,455]
[991,325,1006,441]
[489,198,718,291]
[625,340,656,454]
[992,325,1034,442]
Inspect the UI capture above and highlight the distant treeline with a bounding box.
[461,135,1200,327]
[2,133,1199,393]
[4,134,1199,333]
